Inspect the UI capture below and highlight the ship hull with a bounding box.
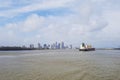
[79,48,95,51]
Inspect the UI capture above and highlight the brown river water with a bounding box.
[0,49,120,80]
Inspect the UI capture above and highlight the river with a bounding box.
[0,49,120,80]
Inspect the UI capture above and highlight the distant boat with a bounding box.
[79,43,95,51]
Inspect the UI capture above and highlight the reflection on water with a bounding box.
[0,50,120,80]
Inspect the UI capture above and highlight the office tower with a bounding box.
[55,42,58,49]
[58,43,60,49]
[30,44,34,48]
[43,44,48,49]
[70,45,72,49]
[60,42,64,49]
[47,44,50,49]
[38,43,42,49]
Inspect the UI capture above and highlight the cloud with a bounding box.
[88,15,108,32]
[22,14,45,32]
[0,0,120,47]
[0,0,12,8]
[0,0,75,18]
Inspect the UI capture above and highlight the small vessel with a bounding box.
[79,43,95,51]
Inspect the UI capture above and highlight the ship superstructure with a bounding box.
[79,43,95,51]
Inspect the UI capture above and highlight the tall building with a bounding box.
[30,44,34,49]
[43,44,48,49]
[47,44,50,49]
[38,43,42,49]
[55,42,58,49]
[50,44,54,49]
[60,42,65,49]
[52,43,56,49]
[22,45,26,48]
[58,43,60,49]
[70,45,72,49]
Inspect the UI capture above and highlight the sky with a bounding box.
[0,0,120,48]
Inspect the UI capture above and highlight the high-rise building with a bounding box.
[38,43,42,49]
[58,43,60,49]
[47,44,50,49]
[22,45,26,48]
[50,44,53,49]
[60,42,64,49]
[30,44,34,49]
[70,45,72,49]
[43,44,48,49]
[55,42,58,49]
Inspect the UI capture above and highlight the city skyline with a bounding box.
[0,41,73,49]
[0,0,120,48]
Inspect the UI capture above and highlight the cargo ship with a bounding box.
[79,43,95,51]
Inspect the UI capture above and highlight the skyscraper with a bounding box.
[55,42,58,49]
[43,44,47,49]
[60,42,64,49]
[70,45,72,49]
[30,44,34,49]
[38,43,42,49]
